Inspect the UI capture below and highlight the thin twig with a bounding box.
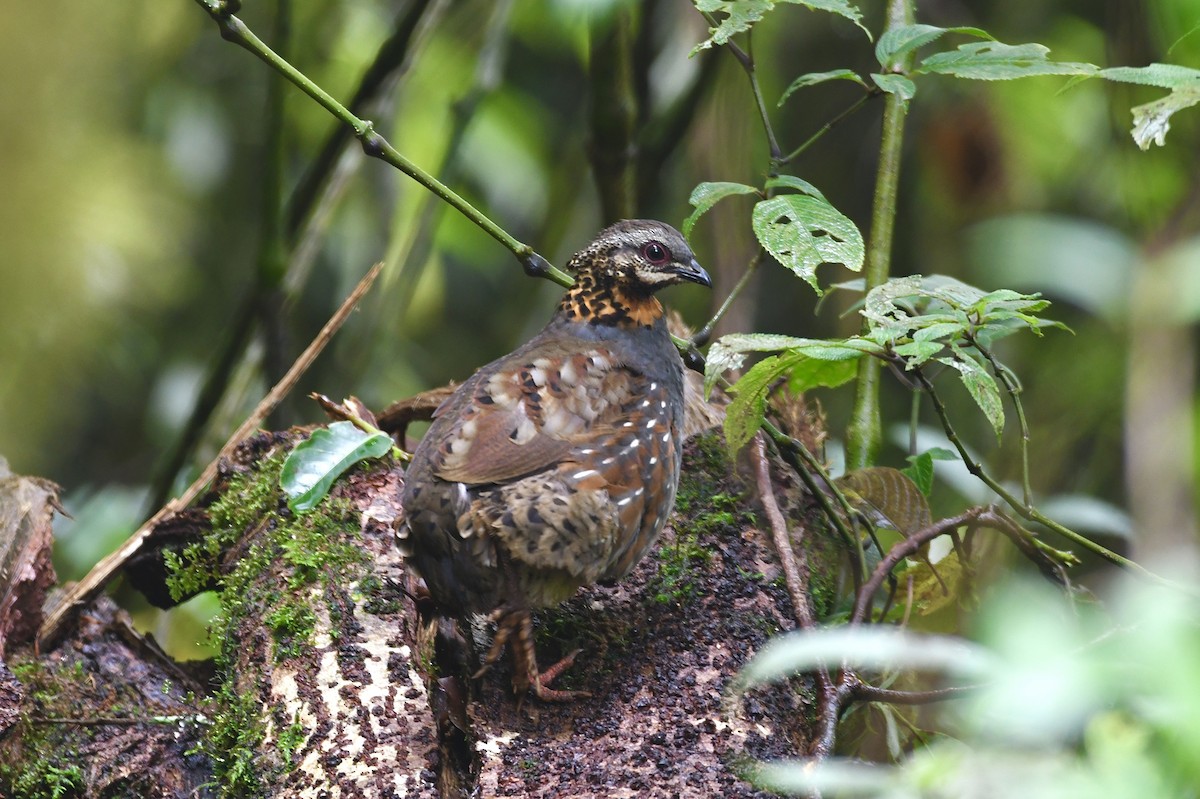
[779,92,876,165]
[192,0,570,286]
[913,367,1175,585]
[851,507,987,625]
[38,262,385,649]
[847,678,979,705]
[691,251,763,347]
[750,434,817,631]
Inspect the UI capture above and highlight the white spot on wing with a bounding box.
[571,469,599,480]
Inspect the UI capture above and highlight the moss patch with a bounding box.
[163,446,374,796]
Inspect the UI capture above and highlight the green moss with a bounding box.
[205,682,266,796]
[0,659,88,799]
[0,760,84,799]
[651,531,713,605]
[163,447,377,796]
[276,717,307,765]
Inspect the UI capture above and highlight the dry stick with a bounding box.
[749,432,839,760]
[750,434,818,632]
[37,262,384,649]
[850,507,987,626]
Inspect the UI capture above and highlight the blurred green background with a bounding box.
[1,0,1197,656]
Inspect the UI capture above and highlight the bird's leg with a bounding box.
[474,608,590,702]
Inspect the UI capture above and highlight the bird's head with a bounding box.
[561,220,711,327]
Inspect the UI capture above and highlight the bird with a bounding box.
[400,219,711,701]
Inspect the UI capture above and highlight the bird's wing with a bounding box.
[430,340,642,485]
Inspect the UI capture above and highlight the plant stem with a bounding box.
[192,0,571,287]
[845,0,914,470]
[779,92,875,165]
[914,368,1176,586]
[691,251,763,347]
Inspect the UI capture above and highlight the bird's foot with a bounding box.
[474,608,590,703]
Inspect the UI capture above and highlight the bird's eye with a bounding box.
[641,241,670,265]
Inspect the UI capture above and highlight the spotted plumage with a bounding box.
[400,220,710,701]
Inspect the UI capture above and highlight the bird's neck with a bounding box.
[555,272,664,328]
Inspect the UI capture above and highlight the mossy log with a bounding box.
[0,409,841,798]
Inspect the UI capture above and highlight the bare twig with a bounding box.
[851,507,987,625]
[38,263,385,649]
[750,434,816,631]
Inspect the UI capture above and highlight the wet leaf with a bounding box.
[752,194,865,293]
[938,356,1005,439]
[683,181,758,238]
[280,422,394,514]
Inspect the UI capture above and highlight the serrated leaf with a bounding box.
[786,354,861,392]
[780,69,867,106]
[838,466,933,536]
[704,332,813,394]
[693,0,869,54]
[752,194,864,293]
[912,321,969,342]
[692,0,774,52]
[281,421,394,514]
[891,339,944,365]
[870,73,917,104]
[724,354,796,455]
[874,24,992,69]
[916,41,1098,81]
[1130,88,1200,149]
[1098,63,1200,89]
[766,174,828,200]
[683,181,759,237]
[781,0,870,39]
[937,356,1004,439]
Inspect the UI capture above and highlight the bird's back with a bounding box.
[401,313,686,616]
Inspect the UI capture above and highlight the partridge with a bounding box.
[400,219,711,701]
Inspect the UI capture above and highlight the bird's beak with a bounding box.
[674,258,712,288]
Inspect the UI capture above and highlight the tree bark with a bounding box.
[0,397,837,798]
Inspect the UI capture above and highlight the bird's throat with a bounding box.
[557,278,664,328]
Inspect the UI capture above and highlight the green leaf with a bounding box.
[280,421,394,514]
[737,626,997,688]
[724,354,794,455]
[1084,65,1200,148]
[891,339,944,365]
[779,0,870,40]
[916,41,1098,81]
[938,356,1005,439]
[874,24,992,69]
[779,68,867,106]
[786,354,860,392]
[1130,87,1200,150]
[692,0,775,52]
[704,332,813,394]
[752,194,865,293]
[902,447,959,496]
[692,0,870,54]
[683,181,759,238]
[870,73,917,104]
[706,332,883,395]
[765,174,828,200]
